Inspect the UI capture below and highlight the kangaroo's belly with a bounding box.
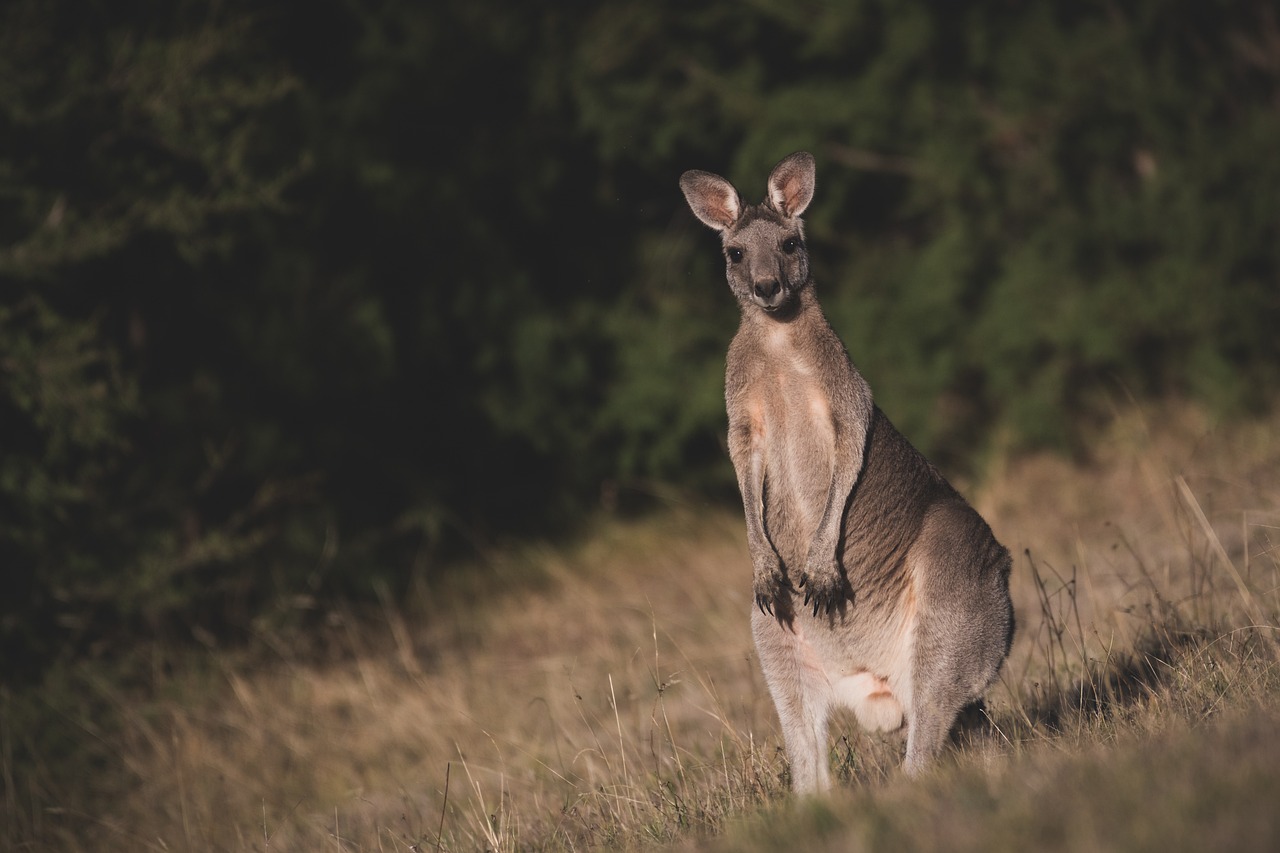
[752,600,917,731]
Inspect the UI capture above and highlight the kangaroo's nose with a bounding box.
[754,280,781,300]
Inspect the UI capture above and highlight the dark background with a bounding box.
[3,0,1278,682]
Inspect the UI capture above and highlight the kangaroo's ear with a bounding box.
[680,170,742,231]
[766,152,815,218]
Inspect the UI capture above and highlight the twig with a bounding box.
[435,762,450,853]
[1176,476,1268,629]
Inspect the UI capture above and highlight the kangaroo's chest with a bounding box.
[763,363,835,474]
[747,328,834,454]
[734,330,838,558]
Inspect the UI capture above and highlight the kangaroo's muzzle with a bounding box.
[754,278,787,310]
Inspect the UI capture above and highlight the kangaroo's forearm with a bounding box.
[737,445,773,568]
[809,415,865,560]
[812,467,854,554]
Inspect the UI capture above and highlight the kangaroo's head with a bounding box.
[680,151,815,315]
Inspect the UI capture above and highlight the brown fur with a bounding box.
[680,152,1014,791]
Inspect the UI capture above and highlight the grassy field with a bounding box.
[6,402,1280,851]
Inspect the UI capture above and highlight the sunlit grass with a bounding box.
[7,401,1280,851]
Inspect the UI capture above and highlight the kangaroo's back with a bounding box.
[680,151,1013,792]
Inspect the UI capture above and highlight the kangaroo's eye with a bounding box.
[782,237,802,254]
[727,247,744,263]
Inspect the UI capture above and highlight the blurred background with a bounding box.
[3,0,1278,684]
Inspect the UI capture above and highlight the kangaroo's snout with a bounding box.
[754,279,781,300]
[754,278,783,306]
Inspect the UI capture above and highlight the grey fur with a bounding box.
[679,152,1014,792]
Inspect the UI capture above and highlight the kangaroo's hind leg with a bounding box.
[902,506,1014,775]
[902,594,974,776]
[902,660,970,775]
[752,610,834,793]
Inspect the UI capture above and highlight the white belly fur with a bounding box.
[775,605,917,735]
[834,672,904,732]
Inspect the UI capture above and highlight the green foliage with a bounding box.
[581,0,1280,456]
[0,0,310,675]
[2,0,1278,677]
[596,230,737,485]
[0,300,138,647]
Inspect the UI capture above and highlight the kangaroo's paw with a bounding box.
[797,560,851,617]
[753,563,794,622]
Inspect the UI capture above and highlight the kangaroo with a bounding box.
[679,152,1014,792]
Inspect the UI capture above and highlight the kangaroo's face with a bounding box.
[720,210,809,313]
[680,151,816,315]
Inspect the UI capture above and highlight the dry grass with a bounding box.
[6,400,1280,851]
